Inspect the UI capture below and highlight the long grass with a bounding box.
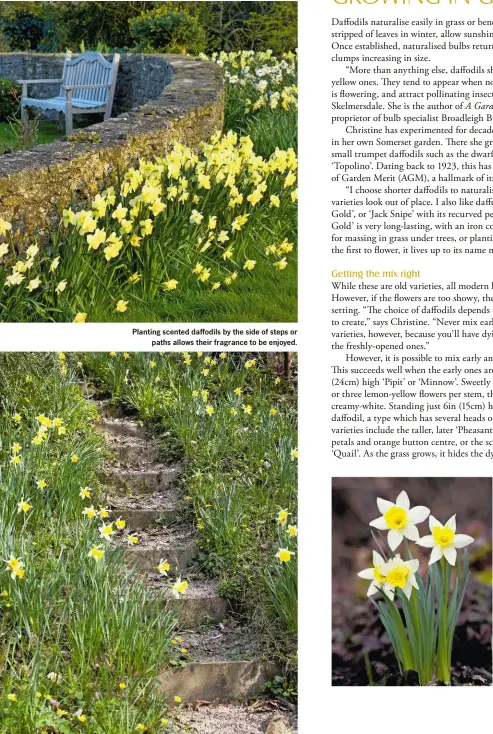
[0,354,177,732]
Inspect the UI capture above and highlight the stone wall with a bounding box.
[0,53,224,245]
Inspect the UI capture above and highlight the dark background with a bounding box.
[332,477,492,685]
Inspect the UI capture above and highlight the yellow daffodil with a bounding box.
[157,559,171,576]
[171,578,189,598]
[88,545,104,561]
[17,499,32,513]
[276,548,293,563]
[277,509,289,526]
[116,300,129,313]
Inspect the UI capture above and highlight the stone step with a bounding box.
[99,417,148,439]
[147,575,229,627]
[119,527,196,573]
[159,660,276,705]
[92,399,128,419]
[177,703,296,734]
[105,436,161,465]
[102,465,181,494]
[108,505,180,530]
[158,624,276,704]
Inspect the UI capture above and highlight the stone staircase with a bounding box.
[94,401,293,732]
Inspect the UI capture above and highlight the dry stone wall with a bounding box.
[0,53,224,245]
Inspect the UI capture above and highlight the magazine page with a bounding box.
[0,3,299,734]
[326,0,493,725]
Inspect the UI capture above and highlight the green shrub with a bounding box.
[129,9,206,54]
[0,77,21,121]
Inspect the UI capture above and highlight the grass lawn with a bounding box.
[101,256,297,323]
[0,120,65,149]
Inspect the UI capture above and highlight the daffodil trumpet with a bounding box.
[358,492,474,685]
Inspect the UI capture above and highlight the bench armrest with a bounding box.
[62,84,111,91]
[17,78,63,85]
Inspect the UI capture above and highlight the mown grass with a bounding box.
[0,121,65,150]
[84,255,297,323]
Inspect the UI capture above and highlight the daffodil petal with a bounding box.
[377,498,394,515]
[395,491,410,511]
[369,516,387,530]
[409,572,419,590]
[416,535,435,548]
[383,584,394,601]
[372,550,385,567]
[388,528,403,551]
[453,534,474,548]
[358,567,375,580]
[429,514,442,531]
[445,515,456,531]
[443,546,457,566]
[367,581,379,597]
[402,582,413,600]
[429,545,444,565]
[407,506,430,524]
[405,558,419,574]
[402,523,419,542]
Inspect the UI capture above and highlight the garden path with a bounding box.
[94,399,295,733]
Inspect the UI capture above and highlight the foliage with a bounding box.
[0,5,45,50]
[130,8,206,54]
[0,77,21,122]
[77,352,298,657]
[0,2,297,54]
[0,354,177,732]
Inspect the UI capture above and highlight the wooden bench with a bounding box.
[18,51,120,135]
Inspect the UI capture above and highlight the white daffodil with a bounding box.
[357,550,391,599]
[415,515,474,566]
[380,555,420,601]
[369,490,430,551]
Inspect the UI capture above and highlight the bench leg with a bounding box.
[21,102,27,124]
[65,106,73,135]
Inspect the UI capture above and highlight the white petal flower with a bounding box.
[357,550,389,598]
[416,515,474,566]
[380,554,420,600]
[369,491,430,551]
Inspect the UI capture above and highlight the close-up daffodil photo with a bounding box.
[332,479,492,687]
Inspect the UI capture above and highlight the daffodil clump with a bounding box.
[205,49,297,115]
[0,354,181,731]
[78,351,298,658]
[204,50,297,157]
[0,130,296,322]
[357,491,474,685]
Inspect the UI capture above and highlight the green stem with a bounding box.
[438,556,451,684]
[388,598,414,671]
